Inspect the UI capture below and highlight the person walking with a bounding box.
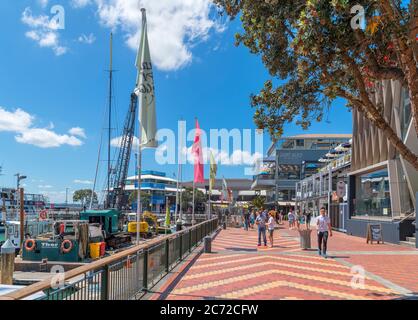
[279,210,283,225]
[288,209,295,229]
[250,210,256,229]
[255,211,267,247]
[266,211,276,247]
[294,210,301,230]
[305,210,312,230]
[243,209,250,231]
[317,207,333,258]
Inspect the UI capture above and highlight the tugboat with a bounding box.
[22,210,133,262]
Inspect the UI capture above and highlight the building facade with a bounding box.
[346,81,418,245]
[125,171,177,213]
[296,144,352,231]
[252,134,352,211]
[183,179,266,211]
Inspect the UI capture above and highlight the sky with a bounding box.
[0,0,352,203]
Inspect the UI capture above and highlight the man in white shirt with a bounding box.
[316,207,333,257]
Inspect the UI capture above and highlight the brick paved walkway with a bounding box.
[150,224,418,300]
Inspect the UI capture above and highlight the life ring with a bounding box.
[25,239,36,251]
[61,240,73,254]
[39,210,47,220]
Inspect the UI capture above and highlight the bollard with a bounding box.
[1,239,15,285]
[176,222,183,232]
[298,229,312,250]
[204,236,212,253]
[223,222,227,230]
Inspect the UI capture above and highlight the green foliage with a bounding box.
[181,187,207,212]
[73,189,97,207]
[252,195,266,210]
[128,191,151,209]
[214,0,418,167]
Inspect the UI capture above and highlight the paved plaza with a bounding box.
[150,223,418,300]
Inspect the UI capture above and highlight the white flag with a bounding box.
[135,9,157,149]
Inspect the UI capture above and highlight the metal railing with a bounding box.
[0,218,219,301]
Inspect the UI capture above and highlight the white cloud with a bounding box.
[182,146,262,166]
[38,0,49,9]
[21,7,68,56]
[71,0,92,8]
[38,184,53,188]
[15,128,83,148]
[68,127,87,138]
[78,33,96,44]
[75,0,224,71]
[73,179,94,185]
[0,108,33,132]
[111,136,140,150]
[40,190,74,203]
[0,106,86,148]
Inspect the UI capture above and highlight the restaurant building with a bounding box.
[252,134,352,212]
[346,81,418,246]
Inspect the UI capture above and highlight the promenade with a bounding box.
[149,223,418,300]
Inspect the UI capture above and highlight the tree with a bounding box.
[128,190,151,210]
[252,195,266,210]
[181,187,207,212]
[73,189,97,207]
[214,0,418,169]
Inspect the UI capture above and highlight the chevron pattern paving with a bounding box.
[151,225,418,300]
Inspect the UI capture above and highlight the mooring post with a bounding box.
[1,239,15,285]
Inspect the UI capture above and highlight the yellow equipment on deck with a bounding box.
[89,243,101,259]
[127,221,149,233]
[127,211,159,237]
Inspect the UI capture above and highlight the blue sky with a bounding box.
[0,1,352,203]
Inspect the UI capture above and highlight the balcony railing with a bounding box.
[0,218,219,301]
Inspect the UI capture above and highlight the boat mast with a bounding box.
[107,33,114,209]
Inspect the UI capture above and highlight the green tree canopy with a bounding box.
[252,195,266,210]
[214,0,418,169]
[128,190,151,209]
[181,187,207,212]
[73,189,97,207]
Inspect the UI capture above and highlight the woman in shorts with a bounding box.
[266,211,276,247]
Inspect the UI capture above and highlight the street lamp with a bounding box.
[15,173,27,191]
[65,188,69,206]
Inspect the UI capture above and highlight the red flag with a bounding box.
[192,119,204,183]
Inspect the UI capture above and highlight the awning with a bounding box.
[277,201,295,206]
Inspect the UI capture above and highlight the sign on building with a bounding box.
[337,181,346,198]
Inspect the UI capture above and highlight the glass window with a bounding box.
[401,88,411,139]
[296,139,304,147]
[278,165,300,180]
[353,169,391,217]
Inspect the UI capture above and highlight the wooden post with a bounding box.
[19,188,24,251]
[1,240,15,285]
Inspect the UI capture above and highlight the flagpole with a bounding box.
[192,179,196,226]
[208,189,211,221]
[135,7,147,245]
[191,116,197,226]
[178,155,183,229]
[175,118,182,227]
[136,121,142,245]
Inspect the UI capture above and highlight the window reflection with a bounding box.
[353,169,391,217]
